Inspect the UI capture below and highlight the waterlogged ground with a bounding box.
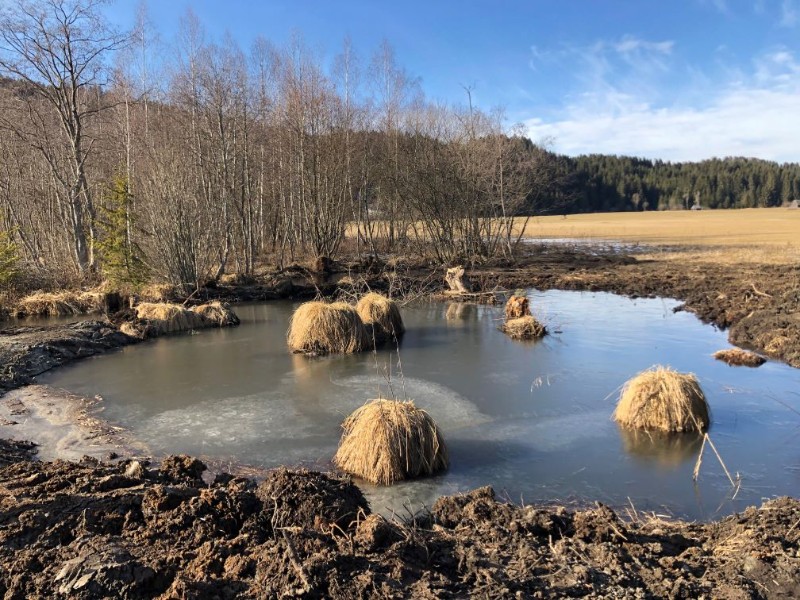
[41,291,800,520]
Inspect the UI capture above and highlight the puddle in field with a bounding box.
[40,290,800,520]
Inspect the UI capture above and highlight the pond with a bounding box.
[40,290,800,521]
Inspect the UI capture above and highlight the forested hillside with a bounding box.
[562,155,800,213]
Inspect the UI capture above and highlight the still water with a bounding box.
[41,291,800,520]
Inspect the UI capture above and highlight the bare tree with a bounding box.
[0,0,127,274]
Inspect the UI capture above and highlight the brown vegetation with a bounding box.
[356,293,404,338]
[502,315,547,340]
[192,301,241,327]
[614,366,709,433]
[504,294,531,319]
[287,301,368,355]
[13,290,109,318]
[334,399,448,485]
[713,348,766,367]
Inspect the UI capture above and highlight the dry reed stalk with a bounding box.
[334,399,448,485]
[712,348,766,367]
[287,301,369,355]
[134,302,208,335]
[614,366,709,433]
[504,295,531,320]
[356,292,405,338]
[501,315,547,340]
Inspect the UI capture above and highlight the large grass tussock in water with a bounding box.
[334,399,449,485]
[356,292,404,339]
[287,301,368,355]
[134,301,239,335]
[614,366,709,433]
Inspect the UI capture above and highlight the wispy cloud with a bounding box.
[525,47,800,162]
[780,0,799,26]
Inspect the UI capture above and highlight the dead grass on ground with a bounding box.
[614,366,709,433]
[334,399,448,485]
[13,291,108,317]
[713,348,766,367]
[287,301,369,355]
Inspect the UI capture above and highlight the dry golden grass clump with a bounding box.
[13,290,109,317]
[502,315,547,340]
[356,292,405,338]
[505,295,531,320]
[614,366,709,433]
[192,301,240,327]
[139,283,178,303]
[134,302,208,335]
[713,348,766,367]
[334,399,449,485]
[287,301,369,355]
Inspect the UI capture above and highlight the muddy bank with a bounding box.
[0,455,797,599]
[0,320,133,393]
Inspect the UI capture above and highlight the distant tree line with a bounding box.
[559,155,800,212]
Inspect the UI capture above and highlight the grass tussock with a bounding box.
[134,302,208,335]
[505,295,531,320]
[192,301,240,327]
[334,399,448,485]
[356,292,405,338]
[502,315,547,340]
[713,348,766,367]
[287,301,369,355]
[14,290,108,318]
[134,301,240,335]
[614,366,709,433]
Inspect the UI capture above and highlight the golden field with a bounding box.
[518,208,800,264]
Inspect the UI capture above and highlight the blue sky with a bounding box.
[101,0,800,163]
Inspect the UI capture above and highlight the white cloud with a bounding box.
[525,49,800,163]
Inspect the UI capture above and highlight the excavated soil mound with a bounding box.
[1,457,798,598]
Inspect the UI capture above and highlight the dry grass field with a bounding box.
[518,208,800,264]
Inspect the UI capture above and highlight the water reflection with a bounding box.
[618,427,704,468]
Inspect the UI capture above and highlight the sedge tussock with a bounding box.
[134,302,208,335]
[501,315,547,340]
[287,301,369,355]
[712,348,766,367]
[614,366,709,433]
[334,399,448,485]
[191,301,240,327]
[356,292,405,338]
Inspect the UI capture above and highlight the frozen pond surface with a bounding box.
[41,290,800,520]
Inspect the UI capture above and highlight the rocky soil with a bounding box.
[0,455,797,599]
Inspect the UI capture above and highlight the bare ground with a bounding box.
[0,456,797,599]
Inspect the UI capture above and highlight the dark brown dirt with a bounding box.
[0,457,797,599]
[0,320,134,392]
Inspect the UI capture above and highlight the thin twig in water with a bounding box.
[692,434,707,482]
